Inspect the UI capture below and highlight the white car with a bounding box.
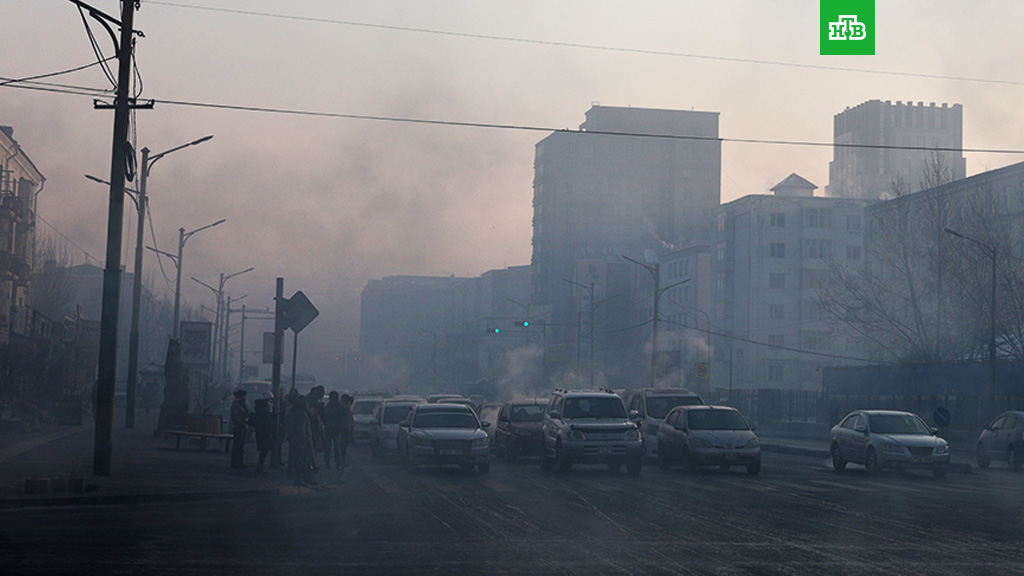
[370,399,423,459]
[351,396,384,443]
[656,405,761,475]
[830,410,950,478]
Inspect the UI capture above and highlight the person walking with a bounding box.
[305,386,326,470]
[322,391,344,469]
[286,394,316,486]
[338,394,355,468]
[230,389,250,469]
[251,398,275,473]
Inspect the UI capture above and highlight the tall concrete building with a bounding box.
[715,174,869,390]
[826,100,966,201]
[530,105,721,380]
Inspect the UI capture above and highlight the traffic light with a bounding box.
[487,327,500,334]
[514,321,530,327]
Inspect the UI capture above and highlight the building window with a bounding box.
[768,365,785,382]
[769,304,785,320]
[770,243,786,258]
[768,334,785,348]
[846,245,862,260]
[770,212,786,228]
[804,208,833,229]
[769,273,785,289]
[803,239,832,259]
[846,215,862,232]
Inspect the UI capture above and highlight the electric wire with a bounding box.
[146,1,1024,88]
[0,57,115,88]
[146,200,177,290]
[35,213,99,267]
[77,4,117,88]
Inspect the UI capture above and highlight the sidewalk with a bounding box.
[0,409,315,508]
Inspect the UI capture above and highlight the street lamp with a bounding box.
[623,255,689,387]
[148,218,225,340]
[87,135,212,429]
[194,267,254,379]
[944,228,997,403]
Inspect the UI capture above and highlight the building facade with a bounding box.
[714,174,870,390]
[826,100,966,201]
[0,125,43,345]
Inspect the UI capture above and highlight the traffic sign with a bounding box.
[281,290,319,334]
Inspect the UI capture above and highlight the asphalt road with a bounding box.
[4,446,1024,576]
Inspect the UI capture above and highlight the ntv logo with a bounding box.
[820,0,874,55]
[828,15,866,41]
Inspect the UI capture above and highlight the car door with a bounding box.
[848,414,870,464]
[835,414,857,461]
[496,405,510,451]
[663,409,683,460]
[982,415,1007,458]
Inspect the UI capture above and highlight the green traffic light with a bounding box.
[522,321,530,327]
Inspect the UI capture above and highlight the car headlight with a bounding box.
[689,437,712,448]
[410,436,431,448]
[569,430,586,441]
[623,429,640,441]
[472,437,489,447]
[880,441,904,454]
[935,443,949,455]
[744,437,760,449]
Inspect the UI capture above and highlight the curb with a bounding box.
[0,487,282,510]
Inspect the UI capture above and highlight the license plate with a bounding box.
[598,446,611,454]
[911,457,928,464]
[725,453,737,461]
[440,449,461,456]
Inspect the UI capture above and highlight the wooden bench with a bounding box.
[165,413,234,452]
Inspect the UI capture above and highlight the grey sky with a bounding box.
[3,0,1023,385]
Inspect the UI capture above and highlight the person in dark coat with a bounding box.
[251,398,275,474]
[322,391,344,469]
[230,389,250,468]
[306,386,326,469]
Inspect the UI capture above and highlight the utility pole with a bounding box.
[623,256,688,388]
[270,278,284,468]
[91,0,142,477]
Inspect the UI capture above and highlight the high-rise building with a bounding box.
[530,105,721,379]
[826,100,966,201]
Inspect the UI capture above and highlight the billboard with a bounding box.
[179,321,212,366]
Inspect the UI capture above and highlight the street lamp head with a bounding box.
[191,135,214,145]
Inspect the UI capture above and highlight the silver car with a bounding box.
[831,410,950,478]
[656,405,761,475]
[369,399,424,460]
[976,411,1024,470]
[397,403,491,474]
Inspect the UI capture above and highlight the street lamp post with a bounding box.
[169,219,225,339]
[564,280,597,387]
[117,135,212,429]
[944,228,998,403]
[623,255,689,388]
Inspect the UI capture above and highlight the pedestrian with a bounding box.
[306,386,326,469]
[338,393,355,467]
[230,389,250,469]
[322,391,344,469]
[251,398,275,473]
[286,394,316,486]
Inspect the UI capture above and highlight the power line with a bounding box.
[35,213,99,266]
[4,80,1024,155]
[147,1,1024,88]
[0,57,115,88]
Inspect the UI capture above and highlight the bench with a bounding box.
[165,413,234,452]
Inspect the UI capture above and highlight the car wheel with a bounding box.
[478,462,490,474]
[555,441,572,473]
[933,466,948,479]
[976,443,991,468]
[1008,447,1022,471]
[865,447,880,475]
[746,461,761,475]
[831,443,847,472]
[626,458,643,476]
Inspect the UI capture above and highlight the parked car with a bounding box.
[477,402,503,442]
[370,399,425,460]
[622,388,705,457]
[656,405,761,474]
[427,393,465,403]
[351,396,385,443]
[976,411,1024,470]
[540,389,644,475]
[397,403,491,473]
[830,410,950,478]
[492,398,546,461]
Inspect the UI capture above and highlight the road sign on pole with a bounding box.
[281,290,319,334]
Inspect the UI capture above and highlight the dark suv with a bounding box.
[540,389,644,475]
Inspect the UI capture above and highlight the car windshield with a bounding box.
[383,405,415,424]
[510,404,544,422]
[413,412,479,429]
[352,400,379,415]
[869,414,930,435]
[687,409,748,431]
[646,396,702,419]
[562,397,627,419]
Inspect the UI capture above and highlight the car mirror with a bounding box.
[629,409,641,420]
[549,410,561,420]
[481,421,491,428]
[930,426,939,435]
[854,424,867,434]
[399,420,409,427]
